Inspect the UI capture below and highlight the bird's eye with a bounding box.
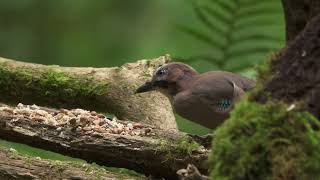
[156,69,167,76]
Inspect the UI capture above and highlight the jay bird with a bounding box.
[135,62,255,129]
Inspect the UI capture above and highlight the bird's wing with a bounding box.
[191,75,245,113]
[206,71,256,91]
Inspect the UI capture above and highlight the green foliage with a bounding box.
[158,136,201,160]
[210,100,320,180]
[179,0,284,73]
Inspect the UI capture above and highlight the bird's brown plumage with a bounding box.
[136,62,255,129]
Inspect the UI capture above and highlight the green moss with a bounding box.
[255,56,272,82]
[0,63,110,108]
[0,144,143,179]
[248,59,272,101]
[158,136,201,160]
[210,100,320,180]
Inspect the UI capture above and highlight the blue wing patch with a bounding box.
[216,99,232,112]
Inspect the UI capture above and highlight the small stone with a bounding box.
[56,127,62,131]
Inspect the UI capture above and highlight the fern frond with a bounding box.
[209,0,236,12]
[177,25,225,52]
[193,2,226,35]
[180,0,284,73]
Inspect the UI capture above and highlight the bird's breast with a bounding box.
[173,91,228,129]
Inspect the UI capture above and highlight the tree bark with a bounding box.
[0,103,209,180]
[281,0,320,42]
[0,147,143,180]
[261,14,320,119]
[0,56,177,130]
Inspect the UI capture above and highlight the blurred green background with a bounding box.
[0,0,285,169]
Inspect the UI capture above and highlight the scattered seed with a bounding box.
[1,103,151,137]
[133,123,143,129]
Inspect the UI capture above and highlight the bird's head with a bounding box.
[135,62,198,96]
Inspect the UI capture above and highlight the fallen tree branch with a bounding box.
[0,146,144,180]
[0,103,209,179]
[0,55,177,129]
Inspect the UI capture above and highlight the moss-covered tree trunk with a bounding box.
[210,1,320,180]
[0,56,177,129]
[265,1,320,119]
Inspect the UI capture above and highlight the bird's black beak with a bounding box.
[135,81,154,94]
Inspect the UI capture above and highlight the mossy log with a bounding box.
[0,55,177,129]
[0,104,209,180]
[0,146,144,180]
